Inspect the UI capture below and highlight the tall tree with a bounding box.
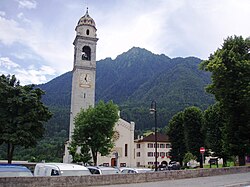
[203,102,229,166]
[70,100,119,165]
[200,36,250,165]
[0,74,52,163]
[166,111,186,166]
[183,106,204,167]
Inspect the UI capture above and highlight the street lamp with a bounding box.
[150,100,157,171]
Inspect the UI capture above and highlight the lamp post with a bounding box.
[150,100,157,171]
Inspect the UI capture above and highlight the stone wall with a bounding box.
[0,166,250,187]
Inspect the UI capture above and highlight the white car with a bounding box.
[87,166,120,175]
[34,163,91,176]
[120,167,153,174]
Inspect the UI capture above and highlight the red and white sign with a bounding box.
[200,147,205,154]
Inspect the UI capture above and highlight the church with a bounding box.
[63,8,136,168]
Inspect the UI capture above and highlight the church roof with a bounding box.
[135,132,170,143]
[77,8,96,28]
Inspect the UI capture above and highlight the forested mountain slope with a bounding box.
[39,47,214,133]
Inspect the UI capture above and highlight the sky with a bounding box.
[0,0,249,85]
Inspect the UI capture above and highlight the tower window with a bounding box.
[86,29,90,35]
[82,46,91,61]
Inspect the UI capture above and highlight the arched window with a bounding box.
[82,46,91,61]
[86,29,90,35]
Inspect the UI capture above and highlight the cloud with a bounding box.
[0,56,56,85]
[95,0,250,60]
[0,11,6,16]
[17,12,31,23]
[0,13,72,75]
[1,0,250,85]
[0,16,27,45]
[14,65,56,85]
[17,0,37,9]
[0,57,20,69]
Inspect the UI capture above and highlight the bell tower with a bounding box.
[64,8,98,163]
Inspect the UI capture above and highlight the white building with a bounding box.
[134,133,171,168]
[97,118,136,167]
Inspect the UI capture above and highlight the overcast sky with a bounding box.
[0,0,249,85]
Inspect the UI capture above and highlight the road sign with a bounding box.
[200,147,205,154]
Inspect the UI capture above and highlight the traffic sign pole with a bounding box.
[200,147,205,168]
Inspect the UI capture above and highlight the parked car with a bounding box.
[158,161,168,171]
[0,164,33,177]
[87,166,120,175]
[34,163,91,176]
[120,167,153,174]
[168,161,181,170]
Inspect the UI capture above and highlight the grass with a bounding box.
[203,161,236,168]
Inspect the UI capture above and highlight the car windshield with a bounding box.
[0,171,33,177]
[60,170,90,176]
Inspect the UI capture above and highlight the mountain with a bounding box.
[38,47,214,134]
[0,47,215,162]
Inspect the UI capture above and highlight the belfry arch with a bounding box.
[82,46,91,61]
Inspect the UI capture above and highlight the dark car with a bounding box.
[168,161,181,170]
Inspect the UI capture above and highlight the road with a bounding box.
[98,172,250,187]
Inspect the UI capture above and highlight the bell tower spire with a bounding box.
[63,8,98,163]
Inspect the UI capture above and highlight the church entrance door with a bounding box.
[111,158,116,167]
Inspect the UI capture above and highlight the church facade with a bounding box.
[63,9,136,167]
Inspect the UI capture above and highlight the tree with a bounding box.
[200,36,250,165]
[183,106,204,167]
[166,112,186,166]
[68,140,92,164]
[70,100,119,165]
[203,102,229,166]
[183,152,197,168]
[0,74,52,163]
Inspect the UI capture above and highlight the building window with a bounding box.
[148,143,153,148]
[137,144,141,149]
[166,152,170,157]
[136,152,140,157]
[160,144,165,148]
[154,143,159,148]
[86,29,90,35]
[166,143,171,148]
[125,144,128,157]
[154,161,160,165]
[103,163,109,167]
[120,163,126,167]
[147,152,153,157]
[154,152,159,157]
[160,152,165,157]
[136,162,140,167]
[148,162,154,165]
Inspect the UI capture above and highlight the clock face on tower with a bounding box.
[79,73,91,88]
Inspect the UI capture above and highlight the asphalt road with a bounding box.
[99,172,250,187]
